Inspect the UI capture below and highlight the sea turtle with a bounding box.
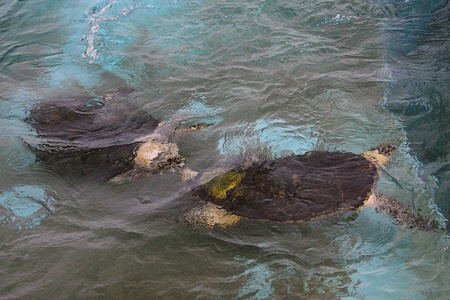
[185,144,440,229]
[23,89,210,182]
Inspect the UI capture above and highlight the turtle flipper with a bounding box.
[371,194,442,231]
[184,123,215,131]
[170,121,215,142]
[185,202,242,228]
[180,167,198,182]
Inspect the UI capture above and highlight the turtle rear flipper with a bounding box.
[368,194,442,231]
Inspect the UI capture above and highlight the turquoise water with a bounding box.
[0,0,449,298]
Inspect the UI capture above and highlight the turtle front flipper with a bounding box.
[169,121,215,142]
[184,123,215,131]
[365,194,442,231]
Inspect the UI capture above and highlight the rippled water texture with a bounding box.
[0,0,449,298]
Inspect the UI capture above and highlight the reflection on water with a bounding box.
[218,118,318,157]
[233,255,299,299]
[0,0,449,298]
[0,185,55,229]
[381,0,450,228]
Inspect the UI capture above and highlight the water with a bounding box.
[0,0,449,298]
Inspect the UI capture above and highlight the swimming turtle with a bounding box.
[23,88,210,182]
[185,144,440,229]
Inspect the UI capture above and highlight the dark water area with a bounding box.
[381,0,450,228]
[1,0,449,299]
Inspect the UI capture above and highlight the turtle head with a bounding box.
[374,144,397,157]
[134,139,184,170]
[362,144,397,166]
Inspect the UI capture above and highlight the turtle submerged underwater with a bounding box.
[186,145,440,229]
[23,89,208,183]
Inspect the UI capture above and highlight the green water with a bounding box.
[0,0,448,298]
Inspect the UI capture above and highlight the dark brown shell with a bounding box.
[24,90,159,179]
[192,151,379,222]
[25,93,158,153]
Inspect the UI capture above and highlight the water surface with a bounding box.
[1,0,449,298]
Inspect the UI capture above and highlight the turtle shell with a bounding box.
[24,91,159,179]
[192,151,379,222]
[25,94,158,152]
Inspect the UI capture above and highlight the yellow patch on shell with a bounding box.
[206,172,245,200]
